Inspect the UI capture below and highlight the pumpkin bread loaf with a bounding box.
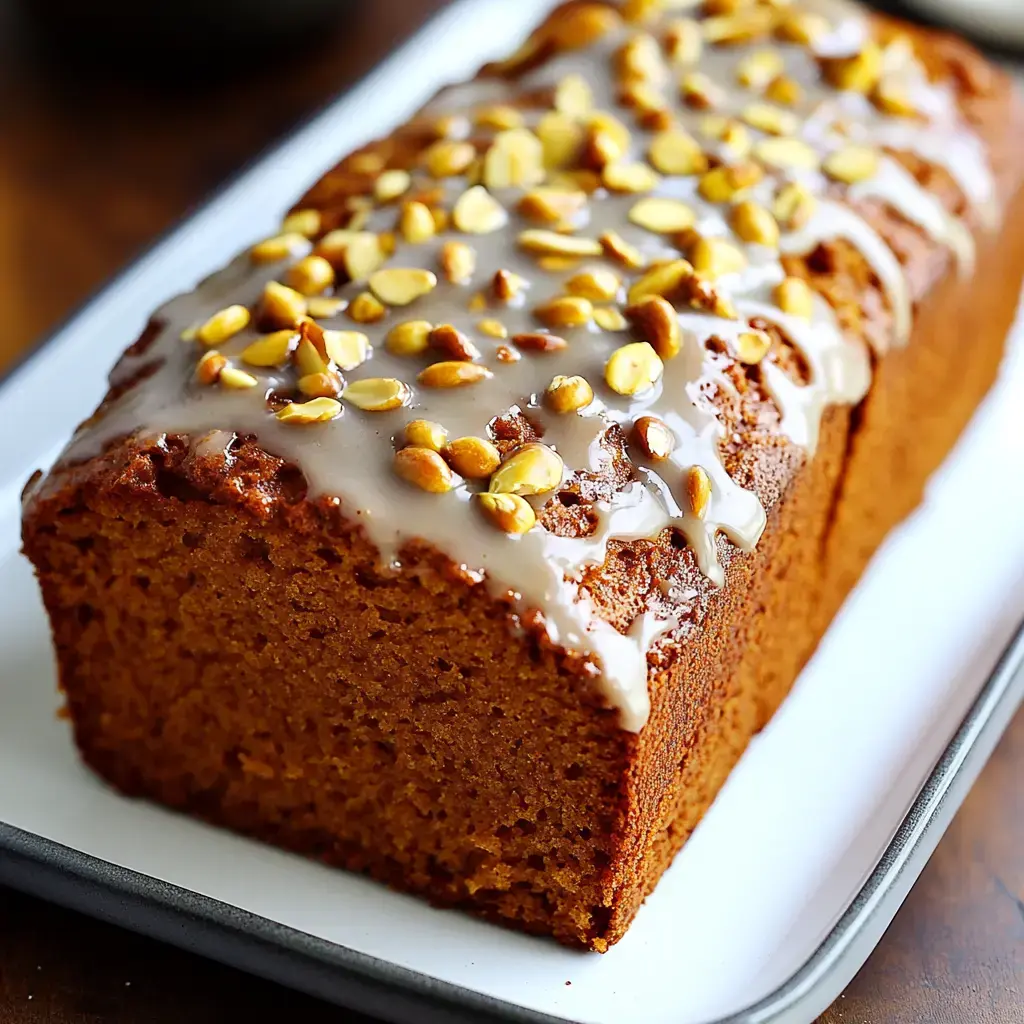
[22,0,1024,950]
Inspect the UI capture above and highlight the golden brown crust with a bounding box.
[21,4,1024,951]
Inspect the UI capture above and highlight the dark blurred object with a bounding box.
[0,0,442,376]
[872,0,1024,51]
[1,2,1023,1023]
[17,0,361,80]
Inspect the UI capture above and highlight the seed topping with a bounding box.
[546,374,595,413]
[276,397,342,424]
[605,341,664,395]
[626,295,682,359]
[686,465,712,520]
[534,296,594,329]
[242,330,297,367]
[629,197,696,233]
[404,419,448,451]
[453,186,509,234]
[489,444,564,496]
[735,329,772,364]
[250,233,306,264]
[343,378,412,412]
[369,268,438,307]
[440,241,477,284]
[632,416,675,460]
[566,267,621,302]
[476,492,537,535]
[197,305,250,346]
[163,0,940,672]
[285,255,335,296]
[513,332,569,353]
[443,436,502,479]
[775,276,814,319]
[418,361,493,388]
[429,324,481,362]
[394,447,458,493]
[518,229,604,258]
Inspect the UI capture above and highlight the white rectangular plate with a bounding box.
[2,4,1024,1023]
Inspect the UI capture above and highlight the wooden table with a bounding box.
[0,2,1021,1021]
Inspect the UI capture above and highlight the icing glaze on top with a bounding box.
[44,0,996,731]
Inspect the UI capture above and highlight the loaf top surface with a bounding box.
[27,0,1017,731]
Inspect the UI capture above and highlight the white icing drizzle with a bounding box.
[38,0,1000,732]
[783,198,913,349]
[871,119,1000,230]
[533,403,614,473]
[811,10,869,59]
[872,31,999,227]
[849,157,975,275]
[194,429,237,459]
[739,298,870,452]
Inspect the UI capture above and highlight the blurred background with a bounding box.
[0,1,1022,1023]
[0,0,447,374]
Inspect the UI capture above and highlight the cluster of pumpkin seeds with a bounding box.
[179,0,918,537]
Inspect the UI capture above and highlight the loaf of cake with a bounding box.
[22,0,1024,951]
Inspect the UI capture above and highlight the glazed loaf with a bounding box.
[22,0,1024,950]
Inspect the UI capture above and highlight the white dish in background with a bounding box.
[903,0,1024,47]
[1,2,1024,1023]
